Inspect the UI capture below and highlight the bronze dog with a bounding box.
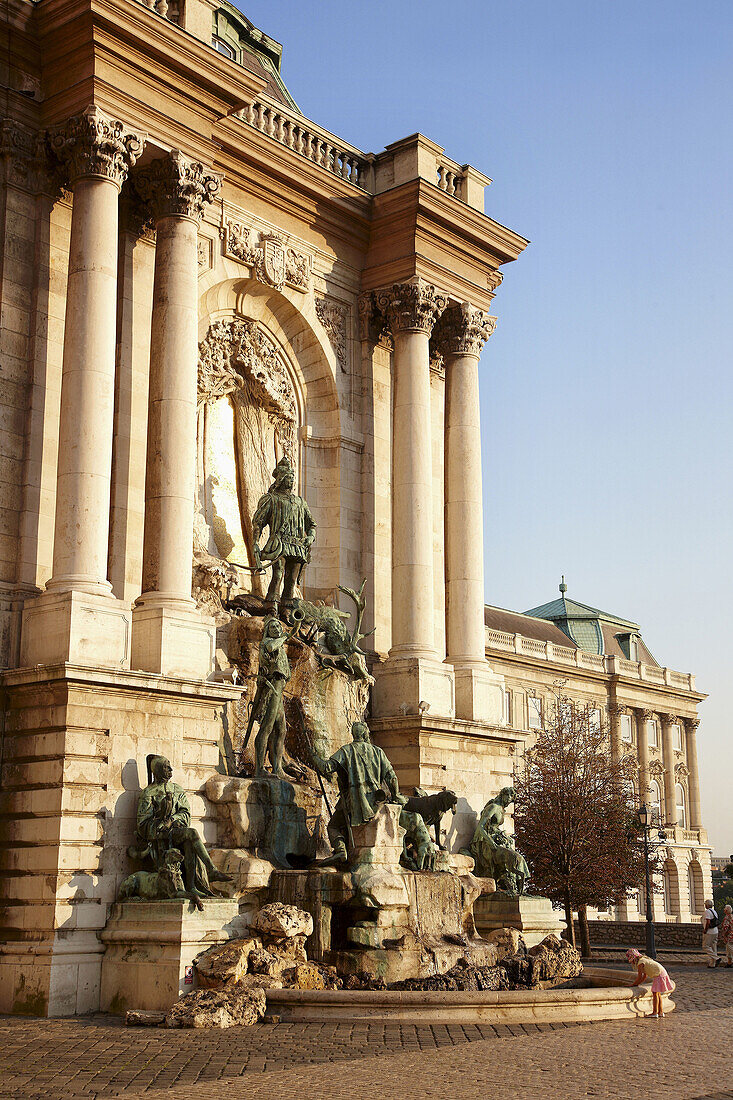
[401,788,458,850]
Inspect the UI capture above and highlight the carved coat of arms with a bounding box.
[258,234,286,289]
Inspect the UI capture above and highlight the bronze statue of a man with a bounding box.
[129,756,231,901]
[311,721,401,864]
[251,455,316,607]
[249,616,292,779]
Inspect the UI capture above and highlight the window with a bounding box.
[647,718,658,748]
[621,714,633,743]
[589,707,601,733]
[672,723,682,751]
[649,779,662,825]
[675,784,686,828]
[502,690,512,726]
[629,636,638,661]
[212,36,236,59]
[528,696,542,730]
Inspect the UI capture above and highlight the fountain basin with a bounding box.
[265,968,674,1024]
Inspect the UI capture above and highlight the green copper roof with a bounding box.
[523,590,641,657]
[213,3,300,112]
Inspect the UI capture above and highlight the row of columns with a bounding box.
[369,282,495,672]
[610,703,702,829]
[21,106,221,678]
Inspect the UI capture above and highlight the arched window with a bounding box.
[675,784,686,828]
[663,859,680,916]
[649,779,662,825]
[212,35,236,59]
[688,860,704,916]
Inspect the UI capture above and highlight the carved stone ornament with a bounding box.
[436,302,497,358]
[224,219,311,292]
[686,718,700,731]
[607,703,626,718]
[197,318,297,457]
[674,762,689,780]
[315,297,348,371]
[487,269,504,292]
[1,119,50,193]
[660,712,678,726]
[135,150,221,222]
[649,759,665,776]
[375,278,447,336]
[47,106,145,188]
[357,292,389,345]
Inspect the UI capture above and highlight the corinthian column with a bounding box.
[20,107,145,669]
[636,708,652,806]
[439,304,495,668]
[684,718,702,829]
[130,152,222,679]
[660,712,678,827]
[378,279,445,659]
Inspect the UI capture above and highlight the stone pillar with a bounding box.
[20,107,145,669]
[684,718,702,829]
[635,708,652,807]
[130,152,221,679]
[608,703,624,762]
[660,712,678,827]
[369,280,454,719]
[438,303,503,722]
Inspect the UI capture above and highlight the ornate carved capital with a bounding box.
[637,709,654,721]
[135,151,221,222]
[608,703,626,718]
[48,106,145,189]
[660,712,678,726]
[435,302,497,358]
[685,718,700,731]
[375,278,447,336]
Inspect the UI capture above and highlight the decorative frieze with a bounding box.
[47,106,145,188]
[436,302,496,358]
[375,278,447,336]
[135,151,221,222]
[315,297,348,371]
[1,119,50,193]
[223,219,311,292]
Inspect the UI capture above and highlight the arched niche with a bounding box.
[196,276,342,597]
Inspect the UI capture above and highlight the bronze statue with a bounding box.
[126,756,231,905]
[244,616,294,779]
[251,455,316,608]
[402,788,457,850]
[467,786,529,894]
[311,721,401,864]
[399,809,437,871]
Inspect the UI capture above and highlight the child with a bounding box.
[627,948,674,1017]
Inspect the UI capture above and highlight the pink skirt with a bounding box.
[651,971,674,993]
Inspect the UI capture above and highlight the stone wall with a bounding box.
[581,920,703,949]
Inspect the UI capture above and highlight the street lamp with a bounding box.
[637,803,667,960]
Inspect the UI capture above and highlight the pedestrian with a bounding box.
[626,948,674,1018]
[701,898,720,968]
[721,904,733,968]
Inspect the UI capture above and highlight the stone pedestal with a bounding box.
[20,589,131,669]
[453,665,505,724]
[130,599,215,679]
[371,655,455,719]
[474,890,566,948]
[100,899,244,1014]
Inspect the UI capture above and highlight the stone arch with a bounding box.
[197,275,342,597]
[663,857,680,917]
[687,857,704,917]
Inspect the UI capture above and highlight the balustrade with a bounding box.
[242,99,367,188]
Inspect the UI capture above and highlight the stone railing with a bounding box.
[239,97,369,189]
[436,157,464,197]
[485,628,696,691]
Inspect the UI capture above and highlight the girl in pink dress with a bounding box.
[626,948,674,1018]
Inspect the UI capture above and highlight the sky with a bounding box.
[234,0,733,854]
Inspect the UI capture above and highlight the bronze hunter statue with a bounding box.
[467,786,529,894]
[124,756,231,906]
[251,455,316,609]
[243,615,296,779]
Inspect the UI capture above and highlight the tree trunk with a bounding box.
[563,887,575,948]
[578,903,591,958]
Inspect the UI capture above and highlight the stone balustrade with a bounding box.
[485,627,696,690]
[240,98,368,188]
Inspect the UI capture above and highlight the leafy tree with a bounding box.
[513,690,660,955]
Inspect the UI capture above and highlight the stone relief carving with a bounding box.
[315,297,348,371]
[196,318,299,578]
[47,106,145,187]
[224,219,311,292]
[674,762,689,780]
[1,119,50,193]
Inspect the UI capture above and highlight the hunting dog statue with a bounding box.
[401,788,458,850]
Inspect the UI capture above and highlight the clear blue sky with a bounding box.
[235,0,733,855]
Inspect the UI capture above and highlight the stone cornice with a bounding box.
[435,302,497,358]
[134,151,222,222]
[47,106,145,188]
[374,278,447,336]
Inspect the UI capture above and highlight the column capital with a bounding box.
[48,106,145,189]
[608,703,626,717]
[134,150,222,223]
[685,717,701,731]
[636,708,654,720]
[435,302,497,358]
[375,278,447,336]
[660,712,678,726]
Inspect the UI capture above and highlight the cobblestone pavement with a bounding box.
[1,966,732,1100]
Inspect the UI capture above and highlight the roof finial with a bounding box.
[559,575,567,596]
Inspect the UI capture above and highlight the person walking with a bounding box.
[627,948,674,1018]
[701,898,720,968]
[721,904,733,967]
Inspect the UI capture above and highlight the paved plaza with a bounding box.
[1,965,731,1100]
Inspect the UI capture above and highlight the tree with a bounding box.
[513,691,660,954]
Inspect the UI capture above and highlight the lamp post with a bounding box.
[637,802,667,960]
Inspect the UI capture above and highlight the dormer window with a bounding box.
[212,36,236,59]
[628,635,638,661]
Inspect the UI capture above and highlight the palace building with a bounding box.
[0,0,710,1014]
